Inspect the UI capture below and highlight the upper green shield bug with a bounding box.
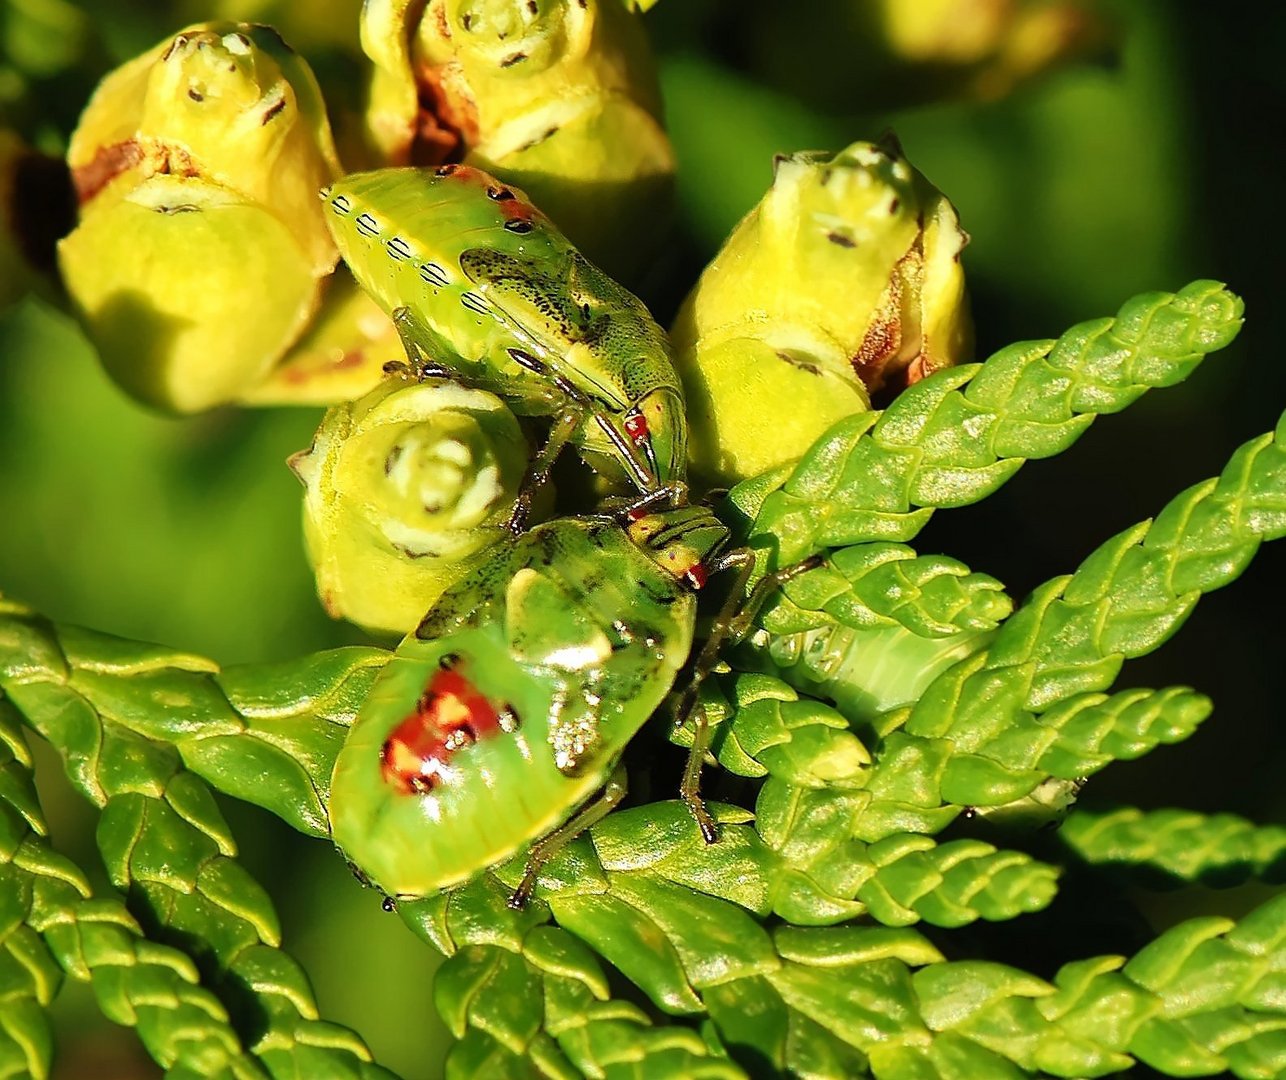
[329,495,809,906]
[320,164,686,521]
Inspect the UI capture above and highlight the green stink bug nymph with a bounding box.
[329,497,806,905]
[320,165,687,521]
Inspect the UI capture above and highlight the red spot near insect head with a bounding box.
[380,667,504,795]
[624,412,650,445]
[683,564,709,590]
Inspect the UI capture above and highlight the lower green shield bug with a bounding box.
[320,164,687,523]
[329,493,814,906]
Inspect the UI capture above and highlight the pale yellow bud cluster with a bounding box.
[58,23,342,412]
[672,138,972,487]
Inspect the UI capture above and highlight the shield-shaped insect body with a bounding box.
[322,165,686,501]
[329,505,733,899]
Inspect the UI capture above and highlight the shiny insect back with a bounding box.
[321,164,686,498]
[329,500,734,901]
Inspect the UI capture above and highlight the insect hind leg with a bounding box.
[674,550,825,842]
[508,763,628,909]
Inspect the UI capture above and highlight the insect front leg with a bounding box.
[508,763,628,909]
[674,549,825,842]
[507,403,583,533]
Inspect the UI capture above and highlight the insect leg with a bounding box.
[508,763,628,909]
[507,406,583,532]
[674,550,825,842]
[597,482,690,519]
[714,550,826,644]
[590,411,653,491]
[389,306,465,380]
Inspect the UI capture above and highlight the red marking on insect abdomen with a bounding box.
[380,667,503,795]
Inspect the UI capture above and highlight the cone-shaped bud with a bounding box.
[58,23,342,413]
[289,377,530,634]
[672,138,972,488]
[362,0,673,282]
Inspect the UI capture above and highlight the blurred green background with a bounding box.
[3,1,1285,1076]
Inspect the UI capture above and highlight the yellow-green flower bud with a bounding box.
[671,138,972,488]
[57,23,342,413]
[240,271,401,406]
[289,377,531,634]
[362,0,674,282]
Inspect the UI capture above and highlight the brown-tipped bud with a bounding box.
[58,23,343,413]
[672,138,972,488]
[362,0,674,283]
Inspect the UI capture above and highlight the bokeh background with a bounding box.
[1,1,1284,1076]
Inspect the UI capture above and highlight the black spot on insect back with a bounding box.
[504,220,534,234]
[498,705,521,733]
[827,231,856,248]
[419,262,450,288]
[461,292,490,316]
[487,187,516,202]
[507,348,546,374]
